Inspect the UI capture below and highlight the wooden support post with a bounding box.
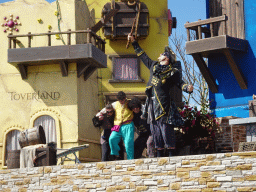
[210,23,214,37]
[8,34,12,49]
[13,38,16,49]
[198,19,202,39]
[84,67,97,81]
[102,42,105,53]
[77,62,91,78]
[28,32,31,48]
[67,29,71,45]
[186,22,190,41]
[223,15,227,35]
[87,28,91,43]
[59,60,68,77]
[18,64,28,79]
[92,35,96,46]
[98,39,102,50]
[192,53,218,93]
[48,31,51,46]
[223,49,247,89]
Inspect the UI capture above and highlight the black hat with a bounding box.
[163,46,176,65]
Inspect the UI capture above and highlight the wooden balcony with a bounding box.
[8,29,107,80]
[185,15,248,93]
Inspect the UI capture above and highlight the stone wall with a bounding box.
[215,117,246,153]
[1,151,256,191]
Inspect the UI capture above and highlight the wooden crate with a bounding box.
[34,148,56,167]
[102,2,149,39]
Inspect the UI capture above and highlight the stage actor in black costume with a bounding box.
[128,34,193,157]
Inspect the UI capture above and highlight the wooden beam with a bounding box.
[184,15,227,28]
[186,35,247,55]
[223,49,247,89]
[91,9,118,33]
[59,61,68,77]
[192,53,218,93]
[77,62,91,78]
[84,66,97,81]
[8,44,107,68]
[18,64,28,79]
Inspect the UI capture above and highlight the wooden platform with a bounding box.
[186,35,247,56]
[8,43,107,80]
[186,35,248,93]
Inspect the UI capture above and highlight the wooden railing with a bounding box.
[184,15,228,41]
[7,28,106,52]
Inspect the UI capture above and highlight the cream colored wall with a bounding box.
[0,0,101,167]
[86,0,169,107]
[77,73,102,162]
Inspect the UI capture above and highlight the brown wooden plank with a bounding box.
[231,0,237,38]
[186,35,247,55]
[226,0,232,36]
[91,9,118,33]
[209,0,213,17]
[83,66,97,81]
[113,9,149,13]
[213,0,217,36]
[104,24,149,28]
[192,54,218,93]
[240,0,245,39]
[184,15,226,28]
[218,0,223,35]
[236,0,245,39]
[18,64,28,79]
[222,0,227,35]
[59,61,68,77]
[223,49,247,89]
[77,62,91,78]
[8,44,107,68]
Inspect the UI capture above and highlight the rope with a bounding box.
[56,0,66,45]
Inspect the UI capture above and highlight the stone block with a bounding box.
[96,163,106,170]
[245,175,256,180]
[207,182,221,188]
[201,172,212,178]
[237,187,252,191]
[157,187,170,191]
[158,158,168,166]
[135,159,144,166]
[136,186,148,192]
[176,172,189,178]
[216,176,232,182]
[170,182,181,190]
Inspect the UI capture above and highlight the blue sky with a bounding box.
[168,0,206,36]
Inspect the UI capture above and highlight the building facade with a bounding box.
[0,0,106,168]
[87,0,171,106]
[185,0,253,118]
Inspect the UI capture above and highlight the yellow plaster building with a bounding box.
[0,0,105,168]
[87,0,170,106]
[0,0,170,169]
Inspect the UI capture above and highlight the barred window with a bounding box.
[113,57,139,80]
[108,55,144,83]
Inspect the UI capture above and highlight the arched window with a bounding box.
[5,130,21,165]
[33,115,56,144]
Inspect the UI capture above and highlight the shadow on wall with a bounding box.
[209,43,255,101]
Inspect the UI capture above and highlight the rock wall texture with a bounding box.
[1,151,256,192]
